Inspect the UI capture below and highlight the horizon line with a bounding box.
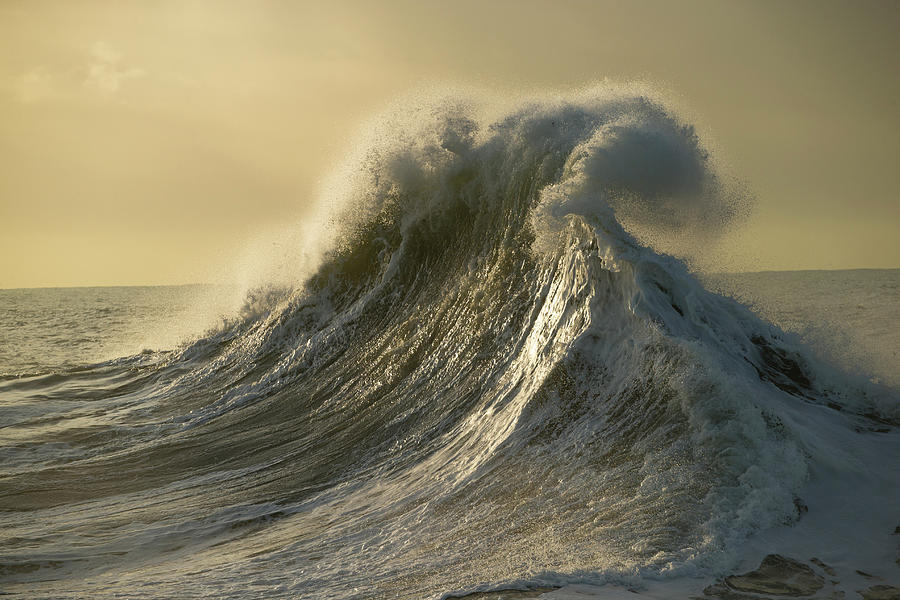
[2,266,899,291]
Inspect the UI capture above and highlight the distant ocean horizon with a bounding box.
[7,265,900,290]
[4,269,897,385]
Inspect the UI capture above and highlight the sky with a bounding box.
[1,0,898,288]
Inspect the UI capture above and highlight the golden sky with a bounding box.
[2,0,898,288]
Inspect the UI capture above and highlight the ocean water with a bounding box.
[704,270,900,389]
[0,285,238,376]
[1,90,898,599]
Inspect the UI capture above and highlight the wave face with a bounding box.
[1,90,897,599]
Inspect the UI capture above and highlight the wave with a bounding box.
[1,88,897,599]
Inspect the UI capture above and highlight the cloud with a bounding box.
[12,41,144,103]
[83,41,144,96]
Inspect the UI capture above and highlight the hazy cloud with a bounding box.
[12,41,144,103]
[83,41,144,96]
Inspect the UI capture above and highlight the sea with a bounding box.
[1,90,898,599]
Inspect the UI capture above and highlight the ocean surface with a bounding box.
[1,91,898,599]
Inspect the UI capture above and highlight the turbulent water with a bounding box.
[1,90,898,599]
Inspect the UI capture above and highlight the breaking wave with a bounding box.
[1,88,896,599]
